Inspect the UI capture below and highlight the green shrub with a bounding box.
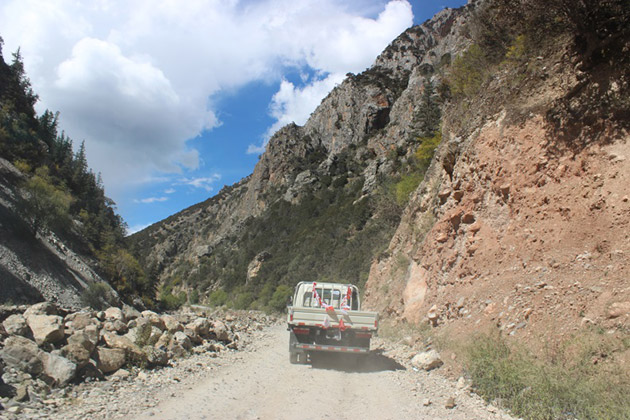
[81,282,114,310]
[394,173,423,206]
[159,291,186,310]
[267,285,292,313]
[415,132,442,171]
[449,44,487,98]
[465,332,630,420]
[209,289,228,307]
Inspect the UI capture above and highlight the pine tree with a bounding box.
[416,79,441,138]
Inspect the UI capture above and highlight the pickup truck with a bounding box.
[287,281,379,364]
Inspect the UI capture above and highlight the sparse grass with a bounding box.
[464,330,630,420]
[378,318,431,344]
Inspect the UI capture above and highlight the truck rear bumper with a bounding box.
[294,343,369,354]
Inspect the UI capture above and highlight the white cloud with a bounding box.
[126,223,151,236]
[177,174,222,192]
[164,188,176,194]
[134,196,169,204]
[247,73,345,153]
[0,0,413,200]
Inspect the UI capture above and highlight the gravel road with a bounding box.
[130,325,515,420]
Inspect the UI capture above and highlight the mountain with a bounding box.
[364,0,630,343]
[129,5,472,310]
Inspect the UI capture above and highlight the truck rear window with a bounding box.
[303,288,346,308]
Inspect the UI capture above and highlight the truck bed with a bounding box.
[288,306,378,331]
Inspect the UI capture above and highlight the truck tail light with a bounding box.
[374,319,378,329]
[293,328,310,335]
[290,312,293,322]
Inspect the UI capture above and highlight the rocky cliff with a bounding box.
[364,14,630,347]
[130,5,473,306]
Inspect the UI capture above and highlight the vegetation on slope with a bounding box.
[0,38,156,308]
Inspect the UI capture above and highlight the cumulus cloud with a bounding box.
[0,0,413,201]
[247,73,345,153]
[134,196,169,204]
[176,174,222,192]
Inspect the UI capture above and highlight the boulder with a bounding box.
[161,315,183,333]
[155,332,171,349]
[77,359,104,381]
[96,348,126,374]
[26,315,65,346]
[2,314,29,337]
[67,330,96,353]
[104,307,125,323]
[141,311,165,331]
[111,368,131,380]
[183,328,202,345]
[40,353,76,387]
[125,319,161,347]
[103,320,128,334]
[187,317,211,338]
[60,342,92,369]
[144,347,169,366]
[411,350,443,371]
[0,336,43,375]
[101,332,146,364]
[82,325,100,349]
[23,302,58,318]
[122,304,141,321]
[212,320,231,342]
[64,311,99,331]
[608,301,630,319]
[171,331,192,350]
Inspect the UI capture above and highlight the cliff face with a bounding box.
[364,30,630,344]
[130,5,473,302]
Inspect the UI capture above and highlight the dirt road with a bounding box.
[133,325,513,420]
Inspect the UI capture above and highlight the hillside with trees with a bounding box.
[0,37,154,309]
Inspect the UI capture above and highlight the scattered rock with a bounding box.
[445,396,456,409]
[104,307,125,323]
[111,368,131,380]
[411,350,443,371]
[23,302,58,318]
[60,342,92,369]
[607,301,630,319]
[0,336,43,375]
[2,314,30,337]
[96,348,126,374]
[26,315,65,346]
[212,321,231,342]
[40,353,76,387]
[14,384,29,402]
[161,315,184,333]
[122,304,141,321]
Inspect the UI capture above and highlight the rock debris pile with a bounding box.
[0,302,276,417]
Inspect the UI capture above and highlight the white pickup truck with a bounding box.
[287,281,379,364]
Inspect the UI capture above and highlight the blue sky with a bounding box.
[0,0,467,233]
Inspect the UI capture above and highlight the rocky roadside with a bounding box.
[0,302,278,419]
[370,336,517,420]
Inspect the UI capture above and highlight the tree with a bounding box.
[20,166,73,236]
[416,80,441,138]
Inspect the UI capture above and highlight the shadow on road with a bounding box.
[309,350,405,373]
